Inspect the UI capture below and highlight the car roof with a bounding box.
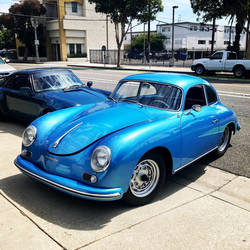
[13,67,70,75]
[122,73,210,90]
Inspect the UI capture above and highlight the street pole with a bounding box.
[31,17,40,63]
[106,15,109,51]
[143,23,146,64]
[147,4,151,65]
[171,5,178,67]
[211,17,216,55]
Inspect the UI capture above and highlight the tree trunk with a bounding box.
[24,47,28,61]
[117,43,121,68]
[233,16,244,56]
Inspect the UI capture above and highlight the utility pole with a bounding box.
[211,17,216,55]
[30,17,40,63]
[170,5,178,66]
[147,4,151,64]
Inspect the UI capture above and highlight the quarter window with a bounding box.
[205,86,217,105]
[184,85,206,110]
[4,74,30,90]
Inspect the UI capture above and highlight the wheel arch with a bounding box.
[142,146,173,175]
[228,122,236,134]
[233,64,246,72]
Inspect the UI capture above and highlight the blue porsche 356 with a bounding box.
[15,73,240,205]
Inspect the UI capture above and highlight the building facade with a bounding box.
[156,22,247,52]
[44,0,117,61]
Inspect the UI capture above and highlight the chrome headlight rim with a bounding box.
[91,146,111,173]
[22,125,37,147]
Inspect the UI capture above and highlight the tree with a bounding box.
[190,0,224,54]
[89,0,163,67]
[1,0,46,60]
[0,30,16,50]
[223,0,249,55]
[131,33,166,52]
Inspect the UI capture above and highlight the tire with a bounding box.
[215,126,232,157]
[233,66,245,78]
[123,152,166,206]
[195,65,205,75]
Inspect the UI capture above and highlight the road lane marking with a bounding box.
[217,91,250,97]
[219,94,250,99]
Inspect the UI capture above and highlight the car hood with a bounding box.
[0,63,16,73]
[47,102,153,155]
[193,58,210,64]
[41,88,107,107]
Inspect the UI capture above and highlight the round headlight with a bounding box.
[91,146,111,172]
[22,125,37,147]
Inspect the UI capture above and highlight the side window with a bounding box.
[4,74,30,90]
[211,52,223,60]
[184,85,206,110]
[205,86,217,105]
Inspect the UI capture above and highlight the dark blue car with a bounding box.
[0,68,110,122]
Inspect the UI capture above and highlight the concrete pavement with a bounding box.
[0,120,249,250]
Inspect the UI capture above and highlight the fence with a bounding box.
[89,49,213,67]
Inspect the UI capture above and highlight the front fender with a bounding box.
[94,114,182,192]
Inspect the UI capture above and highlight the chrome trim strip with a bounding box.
[14,160,121,199]
[53,122,83,148]
[173,146,218,174]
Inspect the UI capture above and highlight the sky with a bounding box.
[0,0,231,30]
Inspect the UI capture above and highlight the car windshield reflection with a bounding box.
[111,81,182,110]
[33,70,84,92]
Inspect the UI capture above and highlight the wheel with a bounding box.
[123,152,166,206]
[233,66,245,78]
[215,126,231,157]
[195,65,205,75]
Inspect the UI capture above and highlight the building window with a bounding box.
[209,40,216,44]
[69,44,75,55]
[72,2,78,13]
[76,44,82,54]
[198,40,206,45]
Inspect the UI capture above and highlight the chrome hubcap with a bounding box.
[130,159,160,198]
[218,127,230,152]
[196,66,203,74]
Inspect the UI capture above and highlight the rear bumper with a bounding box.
[14,155,123,201]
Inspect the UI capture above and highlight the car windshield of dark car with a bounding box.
[33,70,84,92]
[111,81,182,110]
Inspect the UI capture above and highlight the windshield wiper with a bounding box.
[63,84,84,91]
[107,96,117,103]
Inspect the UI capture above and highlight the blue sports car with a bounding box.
[0,68,109,122]
[14,73,240,205]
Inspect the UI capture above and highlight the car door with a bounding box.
[3,73,41,120]
[206,52,224,71]
[180,85,219,167]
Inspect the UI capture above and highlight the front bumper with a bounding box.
[14,155,123,201]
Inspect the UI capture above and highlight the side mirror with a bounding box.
[87,81,93,88]
[192,104,202,112]
[20,87,32,95]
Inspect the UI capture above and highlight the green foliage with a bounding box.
[0,30,16,50]
[131,33,166,52]
[89,0,163,66]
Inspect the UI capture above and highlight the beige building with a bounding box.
[44,0,117,61]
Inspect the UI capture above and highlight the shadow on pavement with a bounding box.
[0,158,210,231]
[0,118,27,138]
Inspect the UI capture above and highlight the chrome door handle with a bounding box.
[212,118,219,124]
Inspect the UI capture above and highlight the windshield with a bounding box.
[111,81,182,110]
[33,70,84,92]
[0,58,5,64]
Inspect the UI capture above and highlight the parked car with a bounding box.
[0,57,16,80]
[15,73,240,205]
[0,68,110,122]
[191,50,250,77]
